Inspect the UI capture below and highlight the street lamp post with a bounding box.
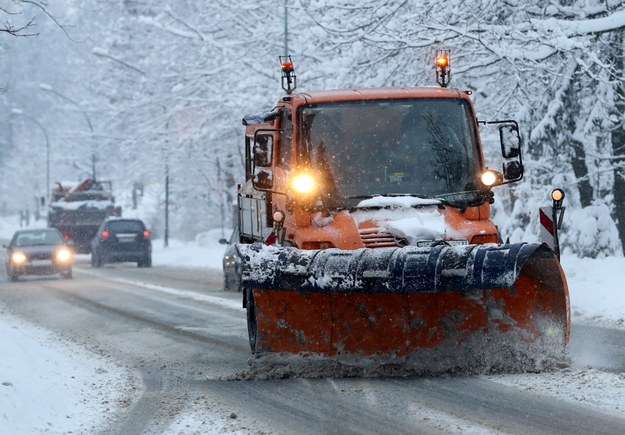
[10,108,50,201]
[39,83,97,180]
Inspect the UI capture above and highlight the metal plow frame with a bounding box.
[239,243,570,367]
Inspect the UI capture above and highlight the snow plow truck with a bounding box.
[48,178,122,254]
[236,53,570,372]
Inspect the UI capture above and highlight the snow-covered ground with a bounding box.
[0,215,230,434]
[1,214,625,433]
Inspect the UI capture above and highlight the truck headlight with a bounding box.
[480,169,502,187]
[11,252,27,265]
[291,173,317,195]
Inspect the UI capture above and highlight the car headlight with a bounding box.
[56,248,73,263]
[11,252,27,265]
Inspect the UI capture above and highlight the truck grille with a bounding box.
[359,228,399,248]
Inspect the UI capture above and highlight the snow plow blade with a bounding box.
[238,243,570,363]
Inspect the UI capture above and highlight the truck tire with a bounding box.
[246,290,257,353]
[61,269,73,279]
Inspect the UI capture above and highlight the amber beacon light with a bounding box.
[435,49,451,88]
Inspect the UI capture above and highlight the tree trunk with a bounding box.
[570,139,594,207]
[612,132,625,251]
[610,32,625,253]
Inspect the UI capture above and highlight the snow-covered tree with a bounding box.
[1,0,625,256]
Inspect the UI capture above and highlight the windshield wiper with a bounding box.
[435,191,487,209]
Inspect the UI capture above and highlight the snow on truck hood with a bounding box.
[353,195,457,243]
[355,196,441,208]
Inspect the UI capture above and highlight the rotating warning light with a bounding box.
[279,55,297,94]
[291,173,316,195]
[435,49,451,88]
[280,60,294,72]
[435,54,449,68]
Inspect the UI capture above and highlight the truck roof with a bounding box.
[289,86,470,104]
[242,86,473,127]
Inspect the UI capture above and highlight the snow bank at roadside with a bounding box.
[0,307,139,434]
[152,230,227,270]
[562,255,625,329]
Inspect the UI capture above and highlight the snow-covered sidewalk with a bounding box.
[0,308,139,434]
[0,216,228,434]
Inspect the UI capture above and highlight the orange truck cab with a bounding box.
[235,55,569,370]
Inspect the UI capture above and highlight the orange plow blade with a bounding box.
[240,243,570,371]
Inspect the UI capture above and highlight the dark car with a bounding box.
[219,228,241,292]
[90,218,152,268]
[3,228,73,281]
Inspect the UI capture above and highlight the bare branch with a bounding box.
[0,16,37,37]
[21,0,85,42]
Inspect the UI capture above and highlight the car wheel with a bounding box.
[94,250,103,268]
[246,290,257,354]
[138,255,152,268]
[9,271,19,282]
[223,274,230,291]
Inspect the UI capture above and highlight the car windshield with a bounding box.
[108,221,144,233]
[300,99,481,206]
[14,230,63,246]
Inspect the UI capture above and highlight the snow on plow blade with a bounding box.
[238,243,570,362]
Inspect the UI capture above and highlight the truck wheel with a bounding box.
[223,275,230,291]
[246,290,257,353]
[9,272,18,282]
[234,269,242,293]
[61,269,73,279]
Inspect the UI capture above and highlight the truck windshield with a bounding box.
[300,99,481,205]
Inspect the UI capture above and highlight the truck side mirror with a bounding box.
[253,134,273,167]
[502,160,523,181]
[499,122,523,181]
[499,123,521,159]
[253,134,274,189]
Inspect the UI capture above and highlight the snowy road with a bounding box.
[2,257,625,434]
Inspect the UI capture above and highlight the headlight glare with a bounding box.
[56,248,72,263]
[291,173,316,195]
[11,252,27,265]
[481,170,498,187]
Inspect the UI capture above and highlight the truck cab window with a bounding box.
[279,110,292,168]
[301,99,479,202]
